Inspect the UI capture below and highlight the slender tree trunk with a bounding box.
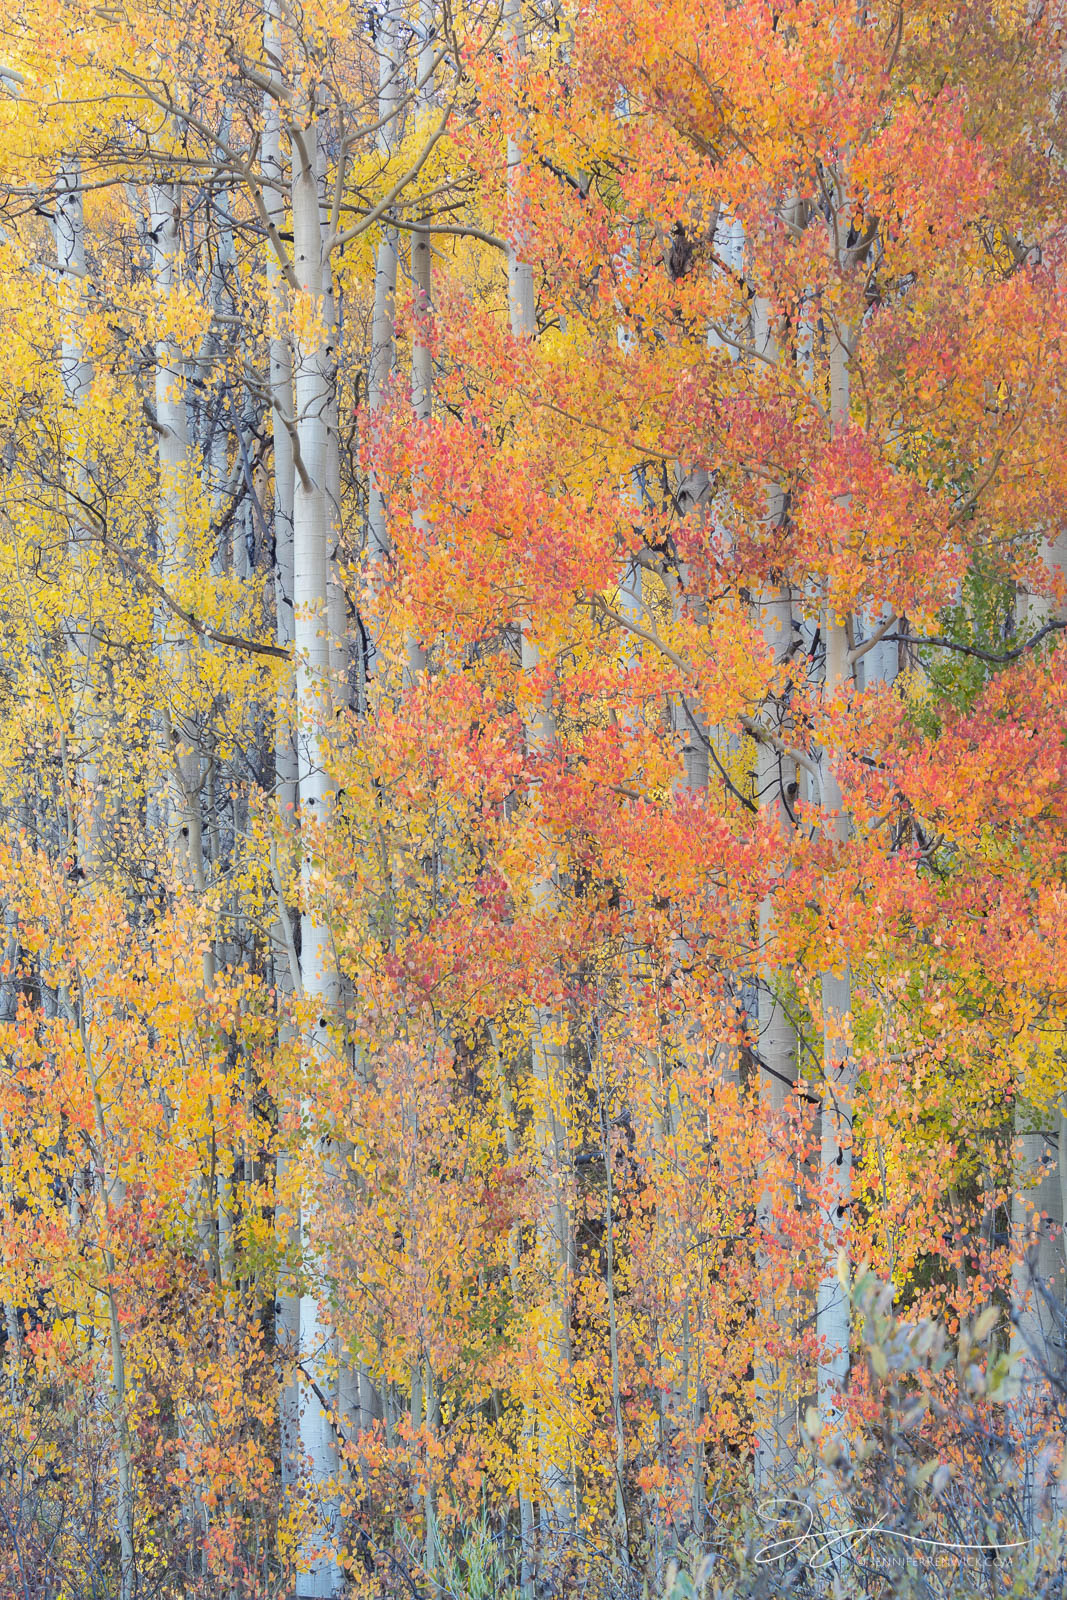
[54,162,102,866]
[408,209,431,687]
[366,11,399,603]
[506,0,576,1558]
[814,301,856,1455]
[203,189,241,1296]
[0,912,22,1389]
[815,622,853,1423]
[150,181,207,896]
[205,184,236,564]
[1009,525,1067,1530]
[262,0,302,1499]
[743,290,803,1494]
[291,107,342,1600]
[752,590,798,1493]
[75,989,137,1600]
[520,621,577,1541]
[321,179,348,702]
[661,518,714,1535]
[496,1062,537,1593]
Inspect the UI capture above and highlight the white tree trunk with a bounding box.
[405,106,430,685]
[815,310,856,1449]
[750,295,800,1494]
[54,163,101,863]
[366,10,400,612]
[319,162,348,703]
[752,587,799,1493]
[150,182,207,894]
[1010,525,1067,1529]
[291,110,342,1600]
[262,0,302,1498]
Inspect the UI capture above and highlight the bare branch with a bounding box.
[884,620,1067,665]
[80,532,290,660]
[849,612,899,667]
[329,107,453,252]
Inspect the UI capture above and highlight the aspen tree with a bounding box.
[366,6,400,590]
[506,0,577,1556]
[290,96,344,1598]
[149,180,209,894]
[259,0,304,1501]
[814,173,861,1451]
[751,282,800,1495]
[1010,523,1067,1531]
[53,161,101,863]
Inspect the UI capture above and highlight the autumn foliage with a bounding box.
[0,0,1062,1595]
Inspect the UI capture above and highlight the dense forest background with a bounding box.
[0,0,1063,1594]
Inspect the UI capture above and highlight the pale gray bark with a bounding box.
[320,164,348,702]
[406,3,432,686]
[205,183,237,558]
[1009,525,1067,1530]
[291,109,343,1600]
[366,9,400,607]
[814,292,857,1446]
[150,181,208,895]
[752,589,799,1491]
[750,296,800,1494]
[506,0,576,1553]
[263,25,297,812]
[854,603,898,691]
[815,618,854,1425]
[262,0,301,1498]
[518,634,577,1542]
[810,192,899,1447]
[54,162,102,864]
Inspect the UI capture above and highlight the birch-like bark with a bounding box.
[815,304,855,1444]
[262,0,302,1496]
[150,183,207,896]
[263,0,297,825]
[366,9,400,606]
[203,190,242,1292]
[405,0,432,685]
[1011,1121,1063,1530]
[1009,525,1067,1529]
[750,293,800,1494]
[150,185,230,1569]
[205,185,236,563]
[54,163,102,865]
[291,107,342,1599]
[55,166,92,407]
[316,160,368,1477]
[321,185,348,702]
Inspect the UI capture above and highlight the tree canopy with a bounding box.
[0,0,1063,1595]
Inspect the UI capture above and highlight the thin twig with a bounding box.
[885,619,1066,665]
